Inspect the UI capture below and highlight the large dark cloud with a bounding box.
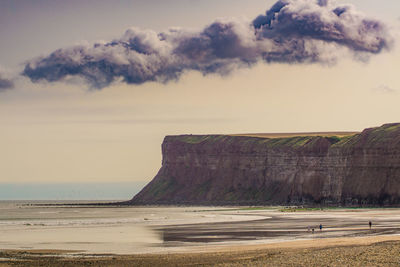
[23,0,392,89]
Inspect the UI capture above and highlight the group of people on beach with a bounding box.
[307,224,323,233]
[307,221,373,233]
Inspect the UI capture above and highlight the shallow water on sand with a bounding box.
[0,201,266,254]
[1,201,400,254]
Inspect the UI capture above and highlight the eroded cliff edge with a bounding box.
[130,123,400,206]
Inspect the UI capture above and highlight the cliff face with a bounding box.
[130,123,400,206]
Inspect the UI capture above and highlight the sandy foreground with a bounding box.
[2,205,400,266]
[1,235,400,266]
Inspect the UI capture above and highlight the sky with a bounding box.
[1,0,400,190]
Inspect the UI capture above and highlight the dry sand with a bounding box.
[1,235,400,266]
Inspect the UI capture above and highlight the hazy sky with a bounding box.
[1,0,400,185]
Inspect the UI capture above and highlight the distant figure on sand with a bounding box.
[319,224,322,231]
[369,221,372,229]
[312,228,314,234]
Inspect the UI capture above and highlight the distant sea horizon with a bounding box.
[0,181,147,200]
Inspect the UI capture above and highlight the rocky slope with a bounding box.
[130,123,400,206]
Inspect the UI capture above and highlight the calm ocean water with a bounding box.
[0,182,147,200]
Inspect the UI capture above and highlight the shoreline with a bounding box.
[22,201,400,209]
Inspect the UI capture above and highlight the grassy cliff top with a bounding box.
[169,123,400,148]
[167,134,339,149]
[332,123,400,147]
[170,132,358,145]
[231,132,359,139]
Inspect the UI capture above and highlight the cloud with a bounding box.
[0,77,13,91]
[373,84,398,94]
[0,69,14,91]
[23,0,393,89]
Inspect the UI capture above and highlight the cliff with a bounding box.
[130,123,400,206]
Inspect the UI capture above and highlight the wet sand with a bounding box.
[158,208,400,246]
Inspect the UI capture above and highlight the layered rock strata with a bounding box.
[130,123,400,206]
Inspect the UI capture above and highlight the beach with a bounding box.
[1,236,400,266]
[1,202,400,266]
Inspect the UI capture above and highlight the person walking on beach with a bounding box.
[319,224,322,231]
[369,221,372,229]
